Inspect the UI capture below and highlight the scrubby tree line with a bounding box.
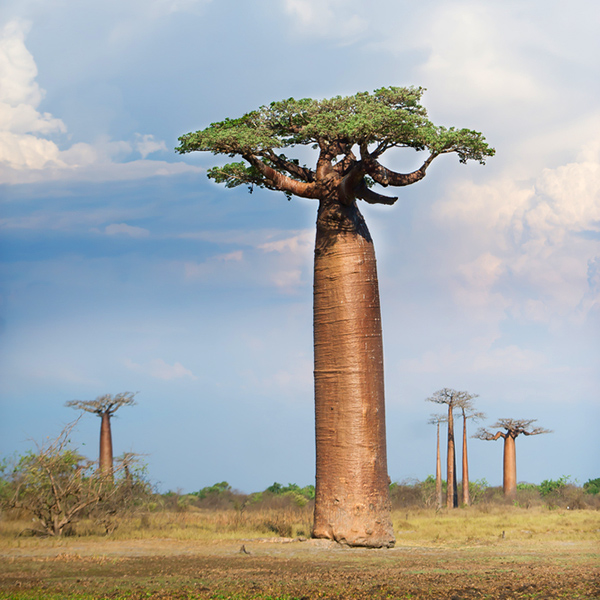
[156,475,600,514]
[426,388,553,506]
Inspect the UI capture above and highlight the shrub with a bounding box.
[539,475,571,497]
[583,478,600,495]
[467,478,489,504]
[263,482,315,507]
[2,422,150,536]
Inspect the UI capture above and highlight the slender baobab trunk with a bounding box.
[99,412,113,476]
[461,410,469,506]
[313,200,394,548]
[503,434,517,498]
[446,407,458,508]
[435,422,443,510]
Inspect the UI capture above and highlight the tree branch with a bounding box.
[362,151,436,187]
[263,151,315,182]
[247,155,320,199]
[474,428,505,441]
[355,180,398,205]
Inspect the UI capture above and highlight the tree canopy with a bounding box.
[176,86,494,203]
[475,418,552,440]
[65,392,137,417]
[426,388,478,409]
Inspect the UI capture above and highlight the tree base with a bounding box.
[313,516,395,548]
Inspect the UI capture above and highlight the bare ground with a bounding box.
[1,537,598,599]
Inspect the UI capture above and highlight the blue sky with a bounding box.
[1,0,599,494]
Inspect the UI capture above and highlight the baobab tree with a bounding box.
[459,402,485,506]
[65,392,137,476]
[177,87,494,547]
[426,389,478,508]
[428,413,447,510]
[474,419,551,498]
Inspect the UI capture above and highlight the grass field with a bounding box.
[1,506,599,599]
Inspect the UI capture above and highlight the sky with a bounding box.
[0,0,599,494]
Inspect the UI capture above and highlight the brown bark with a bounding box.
[435,422,443,510]
[461,409,469,506]
[312,198,394,548]
[99,412,113,476]
[503,434,517,499]
[446,406,458,508]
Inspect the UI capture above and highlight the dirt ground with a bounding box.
[1,537,599,599]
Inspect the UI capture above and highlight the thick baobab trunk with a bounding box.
[435,422,443,510]
[461,413,469,506]
[446,407,458,508]
[99,412,114,476]
[503,434,517,498]
[312,199,394,548]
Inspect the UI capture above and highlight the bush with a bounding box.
[468,478,489,504]
[583,478,600,495]
[539,475,571,497]
[260,483,315,507]
[2,423,150,536]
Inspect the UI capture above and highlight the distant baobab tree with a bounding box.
[459,402,485,506]
[66,392,137,476]
[428,413,447,510]
[426,389,477,508]
[474,418,551,498]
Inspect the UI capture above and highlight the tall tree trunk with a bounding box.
[503,434,517,498]
[312,199,394,548]
[99,412,113,477]
[446,406,458,508]
[461,411,469,506]
[435,422,443,510]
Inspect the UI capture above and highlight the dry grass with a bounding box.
[391,505,600,547]
[0,505,314,547]
[1,504,598,550]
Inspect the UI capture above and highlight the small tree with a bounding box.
[426,389,477,508]
[474,418,551,498]
[3,421,147,536]
[66,392,136,476]
[427,413,447,510]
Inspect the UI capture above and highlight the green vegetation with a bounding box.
[539,475,572,497]
[0,422,150,536]
[583,477,600,495]
[1,424,598,543]
[193,481,232,499]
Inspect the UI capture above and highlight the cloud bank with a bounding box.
[0,19,200,184]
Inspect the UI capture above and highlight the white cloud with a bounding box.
[258,230,312,292]
[124,357,197,380]
[0,19,200,184]
[283,0,367,40]
[258,230,313,255]
[415,4,546,107]
[134,133,167,159]
[105,223,150,238]
[0,20,44,107]
[180,229,313,291]
[431,135,600,325]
